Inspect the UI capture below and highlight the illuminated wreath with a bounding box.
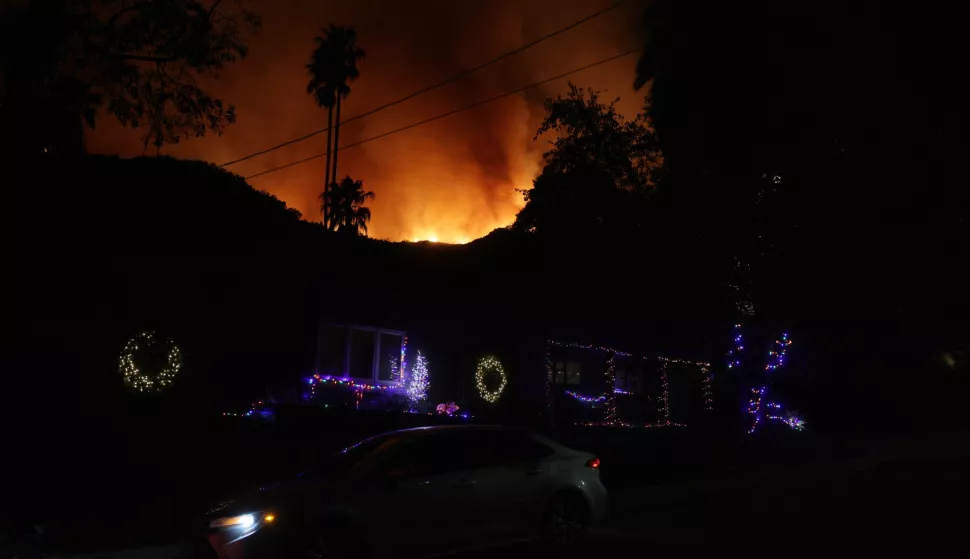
[119,330,182,393]
[475,355,507,403]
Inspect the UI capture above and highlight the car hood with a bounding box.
[206,477,341,519]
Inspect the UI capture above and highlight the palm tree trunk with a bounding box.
[324,105,334,228]
[331,95,342,187]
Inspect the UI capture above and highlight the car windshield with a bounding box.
[300,432,404,479]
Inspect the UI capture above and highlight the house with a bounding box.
[308,322,409,410]
[307,321,714,426]
[546,340,714,427]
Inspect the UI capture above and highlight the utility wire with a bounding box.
[219,0,633,168]
[245,48,640,181]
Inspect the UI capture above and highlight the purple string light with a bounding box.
[727,324,743,369]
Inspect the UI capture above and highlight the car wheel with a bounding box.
[300,519,366,559]
[541,492,589,547]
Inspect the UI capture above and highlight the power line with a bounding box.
[245,48,640,181]
[219,0,634,168]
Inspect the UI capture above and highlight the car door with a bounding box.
[459,431,557,537]
[362,432,488,557]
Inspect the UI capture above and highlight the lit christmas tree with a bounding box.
[406,351,430,409]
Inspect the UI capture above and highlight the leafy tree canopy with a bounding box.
[0,0,261,155]
[513,83,663,236]
[321,176,375,236]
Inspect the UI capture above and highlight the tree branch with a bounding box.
[108,52,177,63]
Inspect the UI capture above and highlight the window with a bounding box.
[317,325,348,376]
[301,432,405,479]
[615,367,627,391]
[349,329,375,379]
[378,333,403,381]
[629,370,642,392]
[386,433,487,477]
[565,361,581,385]
[317,324,407,382]
[552,361,580,385]
[384,431,554,478]
[552,361,565,385]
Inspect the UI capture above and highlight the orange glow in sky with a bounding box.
[83,0,642,243]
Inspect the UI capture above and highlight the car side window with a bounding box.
[383,431,555,478]
[484,432,554,465]
[385,433,484,478]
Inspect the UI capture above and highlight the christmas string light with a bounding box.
[475,355,507,404]
[700,366,714,411]
[659,360,671,425]
[604,353,617,423]
[784,412,806,431]
[747,386,765,434]
[544,351,553,409]
[727,323,743,369]
[765,332,792,371]
[579,421,686,428]
[546,340,709,426]
[399,336,408,386]
[119,330,182,393]
[307,374,399,400]
[565,391,607,403]
[406,351,431,407]
[547,339,632,357]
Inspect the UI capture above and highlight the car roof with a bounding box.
[386,424,518,438]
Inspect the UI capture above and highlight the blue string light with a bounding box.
[565,391,607,403]
[727,324,743,369]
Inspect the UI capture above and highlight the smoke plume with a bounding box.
[86,0,645,242]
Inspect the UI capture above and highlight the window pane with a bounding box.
[553,369,564,385]
[317,325,347,376]
[616,367,627,390]
[566,361,581,385]
[349,329,375,380]
[378,333,403,381]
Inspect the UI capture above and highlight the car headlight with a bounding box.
[209,512,276,542]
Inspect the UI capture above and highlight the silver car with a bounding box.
[202,425,608,558]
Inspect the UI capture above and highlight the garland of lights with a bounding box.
[399,336,408,386]
[604,353,618,422]
[659,360,671,424]
[727,323,743,369]
[119,330,182,393]
[745,332,801,433]
[765,332,792,371]
[565,391,607,404]
[307,374,394,398]
[545,340,712,427]
[700,366,714,411]
[475,355,507,403]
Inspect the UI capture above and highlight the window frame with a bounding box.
[317,322,406,385]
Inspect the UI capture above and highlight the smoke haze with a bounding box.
[86,0,646,242]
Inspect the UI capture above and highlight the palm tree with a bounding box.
[306,25,365,228]
[318,176,374,236]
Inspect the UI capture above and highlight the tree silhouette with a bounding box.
[0,0,261,158]
[306,25,365,228]
[318,176,375,236]
[514,83,661,236]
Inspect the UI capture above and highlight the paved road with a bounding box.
[450,455,970,558]
[16,453,968,558]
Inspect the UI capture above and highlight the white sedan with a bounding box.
[202,425,608,558]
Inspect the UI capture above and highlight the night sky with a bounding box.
[86,0,646,243]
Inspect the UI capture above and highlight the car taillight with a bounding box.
[585,457,601,469]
